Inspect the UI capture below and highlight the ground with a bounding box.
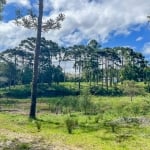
[0,95,150,150]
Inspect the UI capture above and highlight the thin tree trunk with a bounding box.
[102,58,104,88]
[78,62,81,91]
[105,58,108,91]
[29,0,43,119]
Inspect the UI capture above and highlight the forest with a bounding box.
[0,0,150,150]
[0,38,150,92]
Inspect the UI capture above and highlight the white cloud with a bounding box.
[143,42,150,55]
[1,0,150,50]
[7,0,31,7]
[122,45,136,50]
[0,21,36,50]
[136,36,143,42]
[43,0,150,45]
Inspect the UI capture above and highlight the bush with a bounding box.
[15,143,31,150]
[2,84,80,98]
[65,118,78,134]
[90,86,123,96]
[4,87,31,98]
[145,85,150,93]
[37,84,80,97]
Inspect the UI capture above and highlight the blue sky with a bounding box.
[1,0,150,61]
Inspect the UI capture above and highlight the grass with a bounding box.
[0,94,150,149]
[0,112,150,150]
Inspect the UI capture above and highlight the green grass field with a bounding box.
[0,93,150,150]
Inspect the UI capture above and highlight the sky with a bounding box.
[1,0,150,61]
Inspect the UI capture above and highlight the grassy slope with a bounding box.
[0,95,150,150]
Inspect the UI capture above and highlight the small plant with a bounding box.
[3,141,30,150]
[15,143,31,150]
[65,118,78,134]
[104,120,118,133]
[95,115,101,123]
[115,133,132,143]
[35,120,41,132]
[80,88,92,115]
[110,122,117,133]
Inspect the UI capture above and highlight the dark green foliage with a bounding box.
[37,84,79,97]
[121,64,142,81]
[144,66,150,93]
[5,86,31,98]
[2,84,79,98]
[90,86,123,96]
[48,85,79,97]
[15,143,30,150]
[21,66,32,84]
[145,85,150,93]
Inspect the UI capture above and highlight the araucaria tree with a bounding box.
[0,0,6,19]
[15,0,65,119]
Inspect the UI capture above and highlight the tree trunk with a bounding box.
[102,58,104,88]
[29,0,43,119]
[78,57,81,91]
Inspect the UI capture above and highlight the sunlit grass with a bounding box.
[0,94,150,150]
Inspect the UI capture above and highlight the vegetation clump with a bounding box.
[65,117,78,134]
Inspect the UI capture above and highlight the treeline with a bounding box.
[0,37,65,87]
[0,38,150,93]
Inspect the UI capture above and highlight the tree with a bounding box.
[122,80,143,101]
[0,0,6,20]
[15,0,65,119]
[144,64,150,92]
[82,40,101,87]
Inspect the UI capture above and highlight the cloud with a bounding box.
[122,45,136,50]
[1,0,150,51]
[43,0,150,45]
[136,36,143,42]
[42,0,150,44]
[143,42,150,55]
[7,0,31,7]
[0,21,36,50]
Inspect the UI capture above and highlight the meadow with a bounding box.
[0,84,150,150]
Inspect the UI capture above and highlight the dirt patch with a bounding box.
[109,117,150,127]
[0,129,82,150]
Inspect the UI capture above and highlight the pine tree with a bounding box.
[15,0,65,119]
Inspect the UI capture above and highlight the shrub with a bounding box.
[4,87,31,98]
[15,143,30,150]
[95,115,101,123]
[35,121,42,132]
[80,89,93,115]
[90,86,123,96]
[65,118,78,134]
[37,84,80,97]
